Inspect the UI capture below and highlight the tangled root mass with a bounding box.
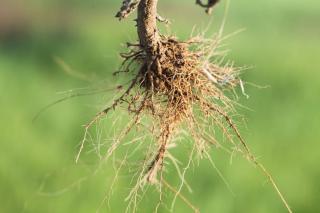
[83,34,245,186]
[75,1,292,212]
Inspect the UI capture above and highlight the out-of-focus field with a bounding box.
[1,0,319,212]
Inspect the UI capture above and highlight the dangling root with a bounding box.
[145,121,174,183]
[76,0,292,212]
[162,179,200,213]
[77,34,292,213]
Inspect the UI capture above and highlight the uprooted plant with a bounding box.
[76,0,292,212]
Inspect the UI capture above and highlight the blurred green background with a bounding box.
[1,0,319,212]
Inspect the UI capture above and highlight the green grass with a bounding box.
[1,0,320,212]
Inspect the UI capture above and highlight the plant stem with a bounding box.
[137,0,160,57]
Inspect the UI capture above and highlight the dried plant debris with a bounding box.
[196,0,220,14]
[76,1,292,212]
[115,0,140,20]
